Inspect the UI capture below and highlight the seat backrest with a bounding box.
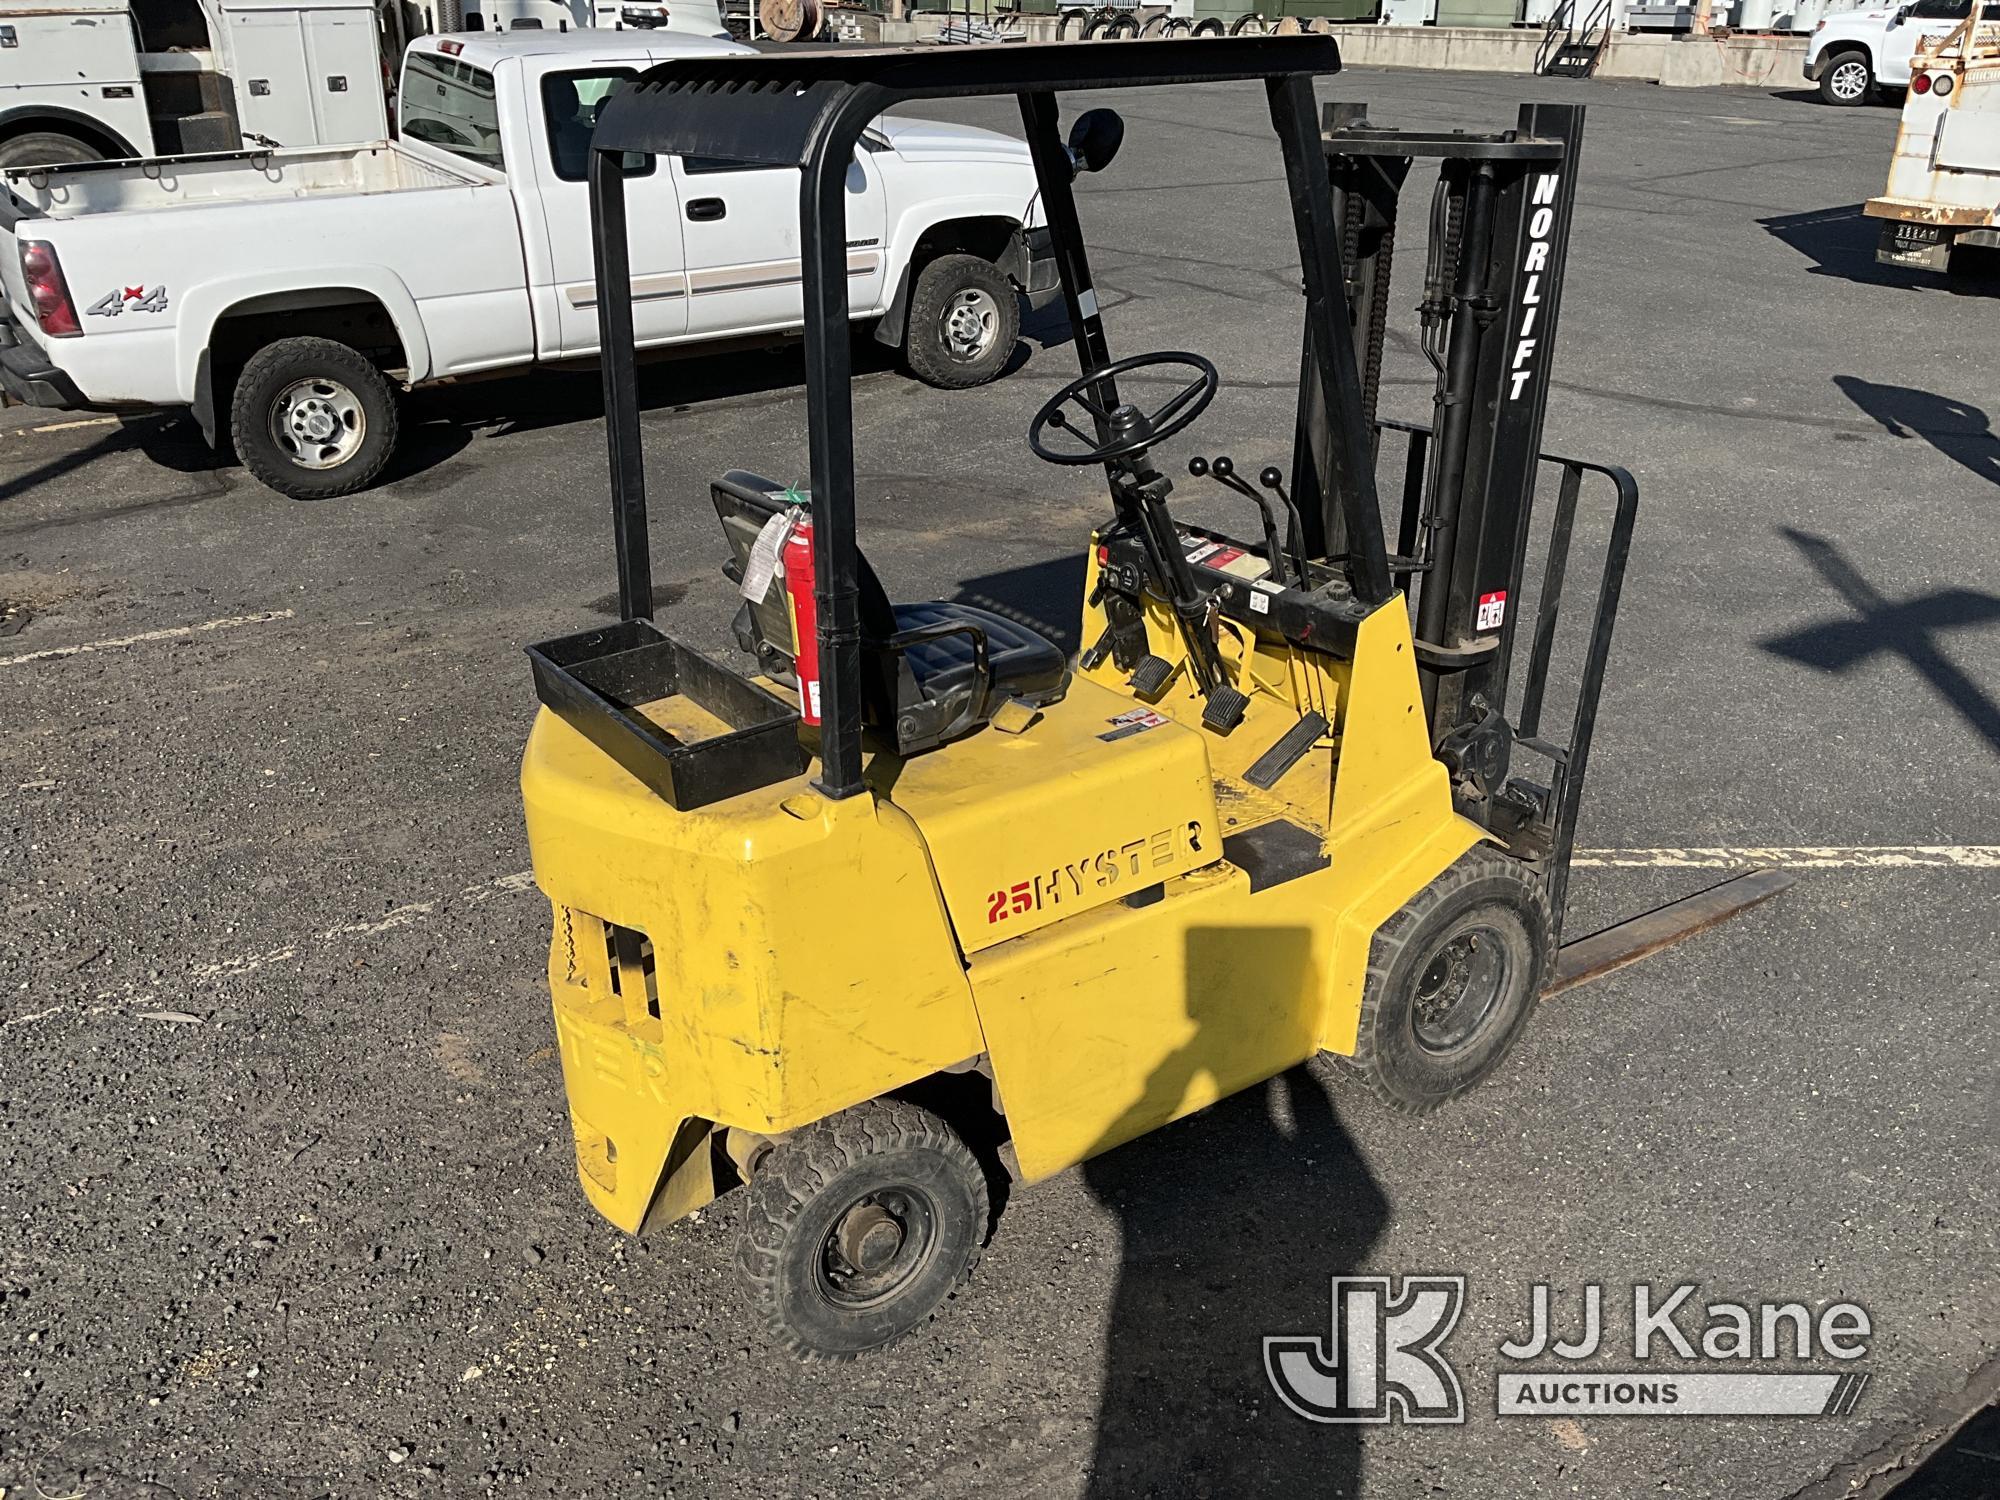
[709,471,897,667]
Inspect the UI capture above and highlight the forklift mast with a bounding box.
[1306,102,1636,915]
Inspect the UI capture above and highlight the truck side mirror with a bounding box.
[1066,109,1124,178]
[1887,4,1909,25]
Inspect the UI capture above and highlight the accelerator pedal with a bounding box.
[1128,655,1175,698]
[1244,710,1329,788]
[1202,684,1250,732]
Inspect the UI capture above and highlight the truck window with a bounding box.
[401,53,504,172]
[542,70,653,183]
[1907,0,1969,17]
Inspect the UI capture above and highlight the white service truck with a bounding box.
[0,0,399,170]
[1804,0,1977,103]
[0,30,1056,498]
[1866,3,2000,277]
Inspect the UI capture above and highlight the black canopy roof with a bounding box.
[591,35,1342,168]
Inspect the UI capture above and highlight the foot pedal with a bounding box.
[1128,655,1174,698]
[1202,684,1249,732]
[1244,710,1328,788]
[1079,625,1115,673]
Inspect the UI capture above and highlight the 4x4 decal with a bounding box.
[86,285,169,317]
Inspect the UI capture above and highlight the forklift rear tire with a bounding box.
[737,1098,990,1359]
[903,253,1020,390]
[230,336,399,500]
[1341,847,1551,1115]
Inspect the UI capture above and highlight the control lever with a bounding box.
[1189,455,1290,587]
[1255,465,1310,583]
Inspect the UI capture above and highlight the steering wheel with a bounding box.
[1028,351,1220,466]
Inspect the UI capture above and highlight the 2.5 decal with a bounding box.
[86,285,169,317]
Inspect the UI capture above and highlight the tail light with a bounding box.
[1912,71,1932,92]
[1935,74,1955,96]
[18,238,80,338]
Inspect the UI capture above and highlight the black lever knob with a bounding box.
[1211,455,1235,481]
[1187,455,1209,477]
[1259,466,1284,490]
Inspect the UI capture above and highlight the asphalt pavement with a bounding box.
[1,65,1996,1500]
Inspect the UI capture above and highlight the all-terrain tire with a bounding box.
[902,252,1020,390]
[737,1098,990,1360]
[229,336,399,500]
[0,133,104,171]
[1338,846,1552,1115]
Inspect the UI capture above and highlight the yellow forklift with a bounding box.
[517,38,1773,1357]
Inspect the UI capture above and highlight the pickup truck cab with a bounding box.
[0,31,1054,497]
[1805,0,1977,103]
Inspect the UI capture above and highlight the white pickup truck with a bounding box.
[0,30,1054,497]
[1804,0,1976,103]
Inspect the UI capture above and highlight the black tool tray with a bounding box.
[527,618,808,810]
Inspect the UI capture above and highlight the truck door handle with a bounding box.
[686,198,726,222]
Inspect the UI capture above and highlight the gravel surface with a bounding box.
[1,65,1995,1500]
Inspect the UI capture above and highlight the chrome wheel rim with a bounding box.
[1829,60,1868,101]
[270,376,365,471]
[940,288,1001,362]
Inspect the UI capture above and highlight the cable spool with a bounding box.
[760,0,823,42]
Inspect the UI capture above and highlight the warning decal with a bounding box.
[1477,591,1507,632]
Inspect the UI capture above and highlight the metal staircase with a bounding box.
[1537,0,1616,78]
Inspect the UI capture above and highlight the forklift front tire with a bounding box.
[903,252,1021,390]
[1341,847,1551,1116]
[230,336,399,501]
[737,1098,990,1360]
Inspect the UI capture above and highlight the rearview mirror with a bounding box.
[1066,109,1125,178]
[1887,3,1909,24]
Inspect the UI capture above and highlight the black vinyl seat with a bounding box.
[710,471,1069,755]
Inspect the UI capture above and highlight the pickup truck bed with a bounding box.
[7,142,496,218]
[0,30,1052,499]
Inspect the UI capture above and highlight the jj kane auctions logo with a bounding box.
[1266,1278,1872,1423]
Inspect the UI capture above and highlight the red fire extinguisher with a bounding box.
[782,517,820,726]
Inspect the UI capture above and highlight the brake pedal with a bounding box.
[1128,655,1175,698]
[1202,684,1249,732]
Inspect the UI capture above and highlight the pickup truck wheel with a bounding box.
[0,133,104,171]
[1818,52,1874,105]
[230,337,399,500]
[903,253,1020,390]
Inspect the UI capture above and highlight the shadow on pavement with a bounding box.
[1761,526,2000,753]
[1758,204,1924,288]
[1071,924,1385,1498]
[1833,375,2000,490]
[951,553,1089,655]
[1082,1064,1381,1498]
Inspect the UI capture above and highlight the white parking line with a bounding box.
[15,841,1991,1033]
[1574,846,2000,869]
[0,609,294,670]
[22,415,121,435]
